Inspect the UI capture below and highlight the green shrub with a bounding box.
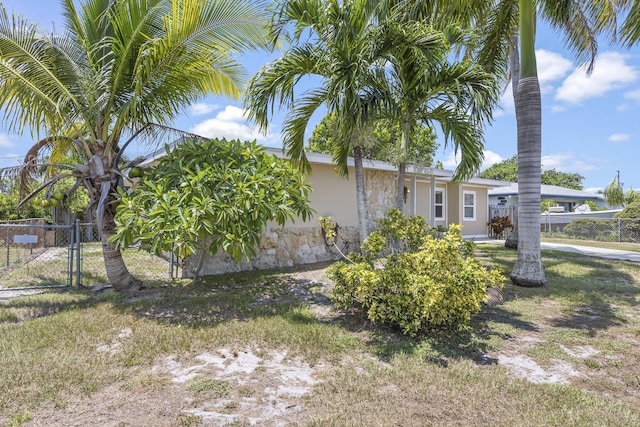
[374,208,431,253]
[616,200,640,219]
[329,224,504,336]
[563,218,616,241]
[615,201,640,242]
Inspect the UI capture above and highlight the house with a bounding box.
[145,146,506,276]
[489,183,607,212]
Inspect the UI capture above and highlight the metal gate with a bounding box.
[0,220,74,290]
[0,220,181,291]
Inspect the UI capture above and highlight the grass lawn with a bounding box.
[1,247,639,426]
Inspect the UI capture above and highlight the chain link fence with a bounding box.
[77,223,182,287]
[542,216,640,243]
[0,220,182,290]
[0,219,73,289]
[488,206,640,245]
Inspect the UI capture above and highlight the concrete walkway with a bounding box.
[476,239,640,263]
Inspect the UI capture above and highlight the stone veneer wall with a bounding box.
[186,168,398,277]
[184,225,360,277]
[365,169,397,226]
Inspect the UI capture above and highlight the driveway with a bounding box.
[476,239,640,263]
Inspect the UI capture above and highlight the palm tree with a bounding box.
[373,19,499,209]
[246,0,390,243]
[0,0,268,292]
[434,0,621,287]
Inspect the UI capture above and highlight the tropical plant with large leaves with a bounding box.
[0,0,268,292]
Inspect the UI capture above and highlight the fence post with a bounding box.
[5,227,9,267]
[618,218,621,243]
[75,220,81,289]
[68,224,74,287]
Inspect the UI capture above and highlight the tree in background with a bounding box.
[0,0,268,292]
[625,188,638,206]
[479,155,519,182]
[541,169,584,191]
[307,113,439,167]
[604,177,625,208]
[480,155,584,190]
[112,138,313,276]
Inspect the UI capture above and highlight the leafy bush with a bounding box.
[329,222,504,336]
[488,216,513,238]
[370,208,433,255]
[563,218,616,240]
[615,201,640,242]
[616,200,640,219]
[112,138,313,264]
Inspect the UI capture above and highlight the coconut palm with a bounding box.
[0,0,268,292]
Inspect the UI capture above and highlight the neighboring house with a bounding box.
[489,183,607,212]
[141,144,506,276]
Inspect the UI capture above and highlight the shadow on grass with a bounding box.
[3,248,638,369]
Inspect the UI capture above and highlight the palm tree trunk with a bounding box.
[510,76,547,287]
[353,145,370,243]
[395,162,406,209]
[100,197,142,293]
[510,0,547,287]
[395,121,411,210]
[505,38,520,250]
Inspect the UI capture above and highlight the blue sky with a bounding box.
[1,0,640,193]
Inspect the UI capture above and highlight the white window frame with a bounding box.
[463,190,476,221]
[435,188,445,220]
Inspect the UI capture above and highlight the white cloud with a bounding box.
[0,134,15,148]
[190,105,278,144]
[550,105,567,113]
[441,150,504,170]
[542,152,598,173]
[536,49,573,90]
[216,105,247,121]
[555,52,638,104]
[190,103,220,116]
[495,82,515,116]
[624,88,640,101]
[480,150,504,170]
[608,133,630,142]
[441,151,460,169]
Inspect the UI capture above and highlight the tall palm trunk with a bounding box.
[353,145,370,243]
[395,120,411,210]
[505,36,520,249]
[100,204,142,292]
[510,76,546,286]
[510,0,547,287]
[395,162,406,209]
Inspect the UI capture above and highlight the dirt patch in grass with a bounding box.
[26,346,324,427]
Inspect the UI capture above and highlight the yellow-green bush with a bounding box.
[329,224,504,336]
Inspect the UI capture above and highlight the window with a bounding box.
[435,189,444,219]
[463,190,476,221]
